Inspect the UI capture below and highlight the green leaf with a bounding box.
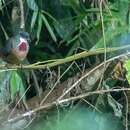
[0,70,11,108]
[120,0,130,3]
[91,25,130,50]
[123,59,130,84]
[41,10,57,23]
[27,0,38,11]
[63,0,84,14]
[37,13,43,40]
[31,11,38,30]
[0,0,2,9]
[107,93,123,117]
[10,71,25,100]
[0,0,5,10]
[54,19,74,42]
[41,14,57,42]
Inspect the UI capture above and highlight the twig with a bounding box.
[123,91,128,130]
[40,62,75,105]
[58,52,130,100]
[100,0,106,64]
[8,85,31,120]
[3,87,130,124]
[31,70,41,97]
[103,0,115,29]
[19,0,25,28]
[82,98,101,112]
[98,0,106,90]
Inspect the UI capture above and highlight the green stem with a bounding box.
[0,45,130,70]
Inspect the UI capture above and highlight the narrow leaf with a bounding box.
[27,0,38,11]
[37,13,43,40]
[31,11,38,30]
[10,71,25,100]
[41,14,57,42]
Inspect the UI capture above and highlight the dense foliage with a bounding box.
[0,0,130,130]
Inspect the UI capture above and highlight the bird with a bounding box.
[0,31,30,64]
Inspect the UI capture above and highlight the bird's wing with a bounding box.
[5,34,20,55]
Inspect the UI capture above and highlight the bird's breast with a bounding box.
[12,48,28,62]
[2,48,28,64]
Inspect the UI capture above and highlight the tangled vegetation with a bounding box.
[0,0,130,130]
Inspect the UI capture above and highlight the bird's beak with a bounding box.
[27,36,31,42]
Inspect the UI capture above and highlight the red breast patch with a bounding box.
[19,42,27,51]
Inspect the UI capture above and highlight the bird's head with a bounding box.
[20,32,30,42]
[16,32,30,52]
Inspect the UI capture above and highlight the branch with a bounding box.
[3,87,130,124]
[0,45,130,70]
